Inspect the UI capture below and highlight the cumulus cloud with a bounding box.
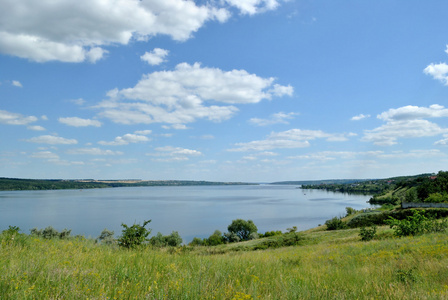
[96,62,293,125]
[424,45,448,85]
[0,109,38,125]
[249,112,297,126]
[424,63,448,85]
[25,135,78,145]
[98,133,150,146]
[362,104,448,146]
[351,113,370,121]
[66,148,123,155]
[229,128,350,152]
[58,117,102,127]
[147,146,202,162]
[141,48,169,65]
[225,0,281,15]
[0,0,232,62]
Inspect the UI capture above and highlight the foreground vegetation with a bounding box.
[2,216,448,299]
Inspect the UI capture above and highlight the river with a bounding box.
[0,184,373,243]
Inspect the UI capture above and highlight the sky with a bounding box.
[1,0,448,182]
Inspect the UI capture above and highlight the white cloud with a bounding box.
[225,0,281,15]
[378,104,448,121]
[58,117,102,127]
[12,80,22,87]
[31,151,59,160]
[26,135,78,145]
[424,63,448,85]
[147,146,202,162]
[97,62,292,125]
[27,125,46,131]
[0,0,233,63]
[362,104,448,146]
[134,130,152,135]
[0,109,38,125]
[249,112,297,126]
[99,133,150,146]
[435,134,448,146]
[66,148,123,155]
[141,48,169,65]
[229,128,350,152]
[351,113,370,121]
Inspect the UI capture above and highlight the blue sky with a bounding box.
[1,0,448,182]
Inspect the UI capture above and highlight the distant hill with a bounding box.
[0,178,254,191]
[270,179,371,185]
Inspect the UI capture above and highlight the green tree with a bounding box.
[227,219,258,241]
[118,220,151,249]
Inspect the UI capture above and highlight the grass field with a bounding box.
[2,225,448,299]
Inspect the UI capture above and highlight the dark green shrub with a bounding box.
[325,217,346,230]
[387,209,448,237]
[205,230,224,246]
[359,226,377,241]
[30,226,71,239]
[260,230,282,238]
[96,228,115,245]
[189,237,204,246]
[118,220,151,249]
[149,231,183,247]
[345,207,357,216]
[1,226,29,247]
[227,219,258,241]
[165,231,183,247]
[223,232,240,243]
[253,232,305,250]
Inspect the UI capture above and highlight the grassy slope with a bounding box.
[2,225,448,299]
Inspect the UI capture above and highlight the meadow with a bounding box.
[2,224,448,299]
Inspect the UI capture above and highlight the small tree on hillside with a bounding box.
[118,220,151,249]
[227,219,258,241]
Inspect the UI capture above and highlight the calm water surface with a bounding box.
[0,185,373,243]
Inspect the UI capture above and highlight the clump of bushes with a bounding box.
[359,226,377,241]
[253,232,305,250]
[149,231,183,247]
[325,217,346,230]
[96,228,115,245]
[30,226,72,239]
[387,209,448,237]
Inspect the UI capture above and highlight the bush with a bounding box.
[149,231,183,247]
[359,226,377,241]
[227,219,258,241]
[205,230,224,246]
[253,232,305,250]
[30,226,71,239]
[260,230,282,238]
[387,209,448,237]
[189,237,204,246]
[96,228,115,245]
[345,207,357,216]
[325,217,346,230]
[1,226,29,247]
[223,232,240,243]
[118,220,151,249]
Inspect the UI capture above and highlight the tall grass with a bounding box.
[1,227,448,299]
